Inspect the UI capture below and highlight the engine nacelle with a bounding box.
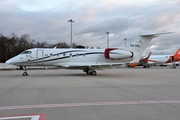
[104,48,133,59]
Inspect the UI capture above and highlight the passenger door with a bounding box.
[36,50,44,65]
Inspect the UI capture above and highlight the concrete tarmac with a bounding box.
[0,67,180,120]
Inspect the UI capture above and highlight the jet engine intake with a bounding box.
[104,48,133,59]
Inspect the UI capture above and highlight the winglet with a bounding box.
[128,52,152,67]
[140,52,152,63]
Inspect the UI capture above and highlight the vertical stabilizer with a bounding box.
[172,48,180,62]
[173,48,180,57]
[127,32,172,63]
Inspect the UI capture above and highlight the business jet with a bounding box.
[6,32,172,76]
[128,48,180,68]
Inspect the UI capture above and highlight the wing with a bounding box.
[56,63,125,70]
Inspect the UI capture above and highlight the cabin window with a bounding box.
[50,53,53,56]
[70,53,72,57]
[76,53,79,57]
[21,51,32,54]
[56,53,60,57]
[63,53,66,56]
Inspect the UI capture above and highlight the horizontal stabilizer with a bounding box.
[139,32,173,37]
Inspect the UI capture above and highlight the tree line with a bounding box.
[0,33,85,63]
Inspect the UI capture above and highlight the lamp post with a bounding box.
[124,38,127,47]
[68,19,74,48]
[106,32,110,48]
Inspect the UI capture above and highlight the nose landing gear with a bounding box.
[22,66,28,76]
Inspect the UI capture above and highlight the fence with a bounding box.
[0,63,57,70]
[0,63,17,70]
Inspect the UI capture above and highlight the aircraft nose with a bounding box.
[5,59,12,64]
[5,59,11,64]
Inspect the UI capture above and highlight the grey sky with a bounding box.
[0,0,180,55]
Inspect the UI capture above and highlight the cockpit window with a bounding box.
[21,51,32,54]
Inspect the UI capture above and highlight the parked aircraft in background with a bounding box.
[128,48,180,68]
[6,32,171,76]
[128,52,152,68]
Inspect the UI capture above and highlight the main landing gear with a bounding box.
[83,68,97,76]
[22,66,28,76]
[143,64,150,68]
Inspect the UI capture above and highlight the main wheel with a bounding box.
[90,71,97,76]
[147,64,150,68]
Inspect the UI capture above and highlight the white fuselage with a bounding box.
[147,55,171,64]
[6,48,134,68]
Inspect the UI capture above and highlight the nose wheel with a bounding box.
[23,71,28,76]
[22,66,28,76]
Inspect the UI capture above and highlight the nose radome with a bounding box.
[5,59,11,64]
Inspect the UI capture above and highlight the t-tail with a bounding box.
[127,32,173,63]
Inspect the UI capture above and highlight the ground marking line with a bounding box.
[0,116,39,120]
[0,114,46,120]
[0,100,180,111]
